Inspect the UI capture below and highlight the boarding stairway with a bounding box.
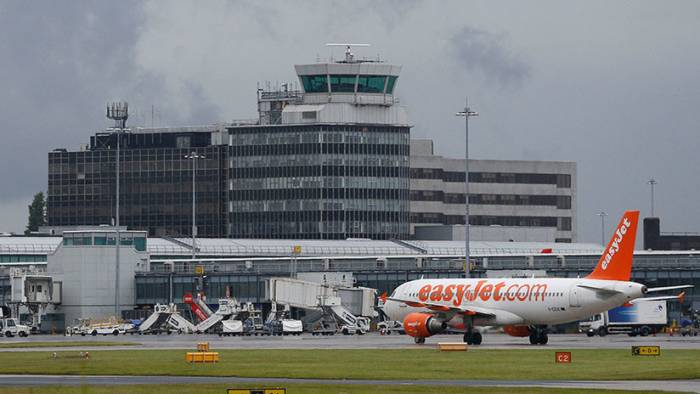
[138,303,196,334]
[184,293,239,333]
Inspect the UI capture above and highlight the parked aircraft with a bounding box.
[383,210,691,345]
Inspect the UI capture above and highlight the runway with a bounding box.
[2,332,700,351]
[0,374,698,393]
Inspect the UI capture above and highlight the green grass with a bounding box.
[0,349,698,381]
[0,384,675,394]
[0,341,139,349]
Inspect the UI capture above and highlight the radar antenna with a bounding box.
[326,43,371,63]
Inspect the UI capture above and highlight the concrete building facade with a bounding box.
[45,230,148,323]
[409,140,576,242]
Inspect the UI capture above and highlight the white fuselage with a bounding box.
[383,278,646,328]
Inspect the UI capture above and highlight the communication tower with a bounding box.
[106,102,129,129]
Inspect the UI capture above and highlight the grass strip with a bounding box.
[0,348,698,381]
[0,383,674,394]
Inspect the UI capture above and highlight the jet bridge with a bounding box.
[266,277,375,334]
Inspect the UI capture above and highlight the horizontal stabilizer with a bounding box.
[630,291,686,304]
[646,285,693,293]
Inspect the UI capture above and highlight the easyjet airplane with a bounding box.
[383,210,691,345]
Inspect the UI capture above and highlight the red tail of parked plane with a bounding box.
[586,210,639,281]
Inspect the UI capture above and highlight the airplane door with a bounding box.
[569,285,581,307]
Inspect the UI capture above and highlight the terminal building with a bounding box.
[0,231,698,330]
[47,52,576,243]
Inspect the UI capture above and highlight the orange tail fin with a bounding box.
[586,210,639,281]
[379,292,388,303]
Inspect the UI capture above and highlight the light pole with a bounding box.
[185,152,205,260]
[106,102,128,318]
[456,97,478,278]
[596,211,608,246]
[647,178,658,217]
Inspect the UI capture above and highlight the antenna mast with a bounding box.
[326,43,371,63]
[106,102,129,129]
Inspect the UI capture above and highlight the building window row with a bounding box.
[231,188,408,201]
[230,130,409,146]
[230,143,409,157]
[410,168,572,188]
[299,74,399,94]
[232,165,409,179]
[229,125,410,136]
[232,210,407,222]
[409,191,571,209]
[411,213,572,230]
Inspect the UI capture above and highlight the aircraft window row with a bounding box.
[407,291,565,299]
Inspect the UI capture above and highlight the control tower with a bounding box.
[287,51,406,124]
[257,45,408,126]
[232,47,411,240]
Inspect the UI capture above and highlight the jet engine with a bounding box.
[504,325,531,337]
[403,313,447,338]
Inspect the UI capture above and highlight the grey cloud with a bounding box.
[0,0,217,206]
[450,27,530,87]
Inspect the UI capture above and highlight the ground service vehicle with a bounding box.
[680,310,699,337]
[580,301,667,336]
[383,211,692,345]
[220,320,243,336]
[378,320,405,335]
[264,319,303,336]
[0,306,30,337]
[1,318,31,337]
[340,316,369,335]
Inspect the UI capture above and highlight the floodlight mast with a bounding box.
[597,211,608,246]
[106,102,129,318]
[456,98,478,278]
[326,43,371,62]
[185,152,205,261]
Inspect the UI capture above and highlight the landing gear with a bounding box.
[463,329,482,345]
[461,316,483,345]
[414,337,426,344]
[529,326,548,345]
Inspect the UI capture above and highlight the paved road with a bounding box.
[0,375,698,393]
[2,332,700,351]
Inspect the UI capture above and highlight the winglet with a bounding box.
[586,210,639,281]
[679,291,686,304]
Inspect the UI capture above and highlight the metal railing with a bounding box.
[146,253,700,275]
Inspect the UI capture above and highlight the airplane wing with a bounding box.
[646,285,693,293]
[387,297,496,317]
[629,291,686,304]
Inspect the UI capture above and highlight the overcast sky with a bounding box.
[1,0,699,244]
